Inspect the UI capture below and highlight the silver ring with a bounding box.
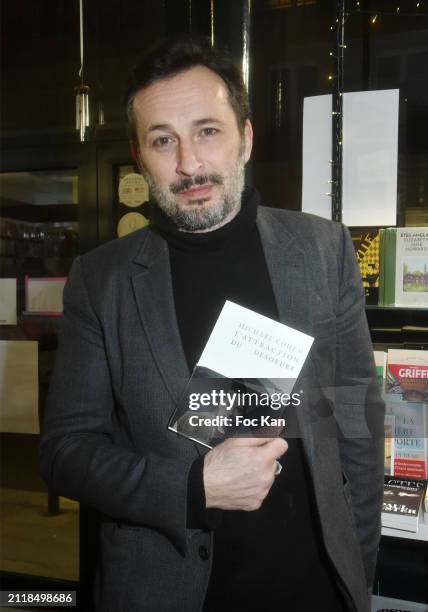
[274,461,282,476]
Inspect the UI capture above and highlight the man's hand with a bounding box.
[203,437,288,511]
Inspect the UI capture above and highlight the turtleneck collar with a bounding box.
[150,186,260,252]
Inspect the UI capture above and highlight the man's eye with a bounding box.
[153,136,173,147]
[200,127,218,137]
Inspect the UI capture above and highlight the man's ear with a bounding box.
[243,119,253,163]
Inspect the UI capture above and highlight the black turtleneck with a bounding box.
[151,187,278,370]
[152,187,346,611]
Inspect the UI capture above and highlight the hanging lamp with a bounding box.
[75,0,90,141]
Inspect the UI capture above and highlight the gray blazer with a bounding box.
[39,206,385,612]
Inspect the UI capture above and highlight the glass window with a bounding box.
[343,3,428,227]
[251,0,333,209]
[251,0,428,226]
[0,169,79,582]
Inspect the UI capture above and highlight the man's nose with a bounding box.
[176,140,202,176]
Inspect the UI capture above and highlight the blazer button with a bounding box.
[198,545,210,560]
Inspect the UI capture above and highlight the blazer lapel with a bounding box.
[257,208,311,336]
[257,209,315,463]
[131,229,190,404]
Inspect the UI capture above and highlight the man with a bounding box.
[40,38,384,612]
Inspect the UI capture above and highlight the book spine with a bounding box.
[384,228,397,306]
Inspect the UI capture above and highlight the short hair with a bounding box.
[124,37,250,147]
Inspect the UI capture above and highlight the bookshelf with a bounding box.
[366,305,428,347]
[369,305,428,605]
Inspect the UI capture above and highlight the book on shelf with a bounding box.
[374,350,387,392]
[379,349,396,475]
[386,348,428,402]
[394,428,427,480]
[394,227,428,308]
[382,227,398,307]
[384,395,427,479]
[168,300,314,448]
[384,413,395,476]
[379,226,428,307]
[350,228,381,304]
[384,348,428,479]
[382,476,426,533]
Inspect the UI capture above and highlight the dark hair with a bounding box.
[124,37,250,147]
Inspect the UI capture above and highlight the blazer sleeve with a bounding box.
[39,256,193,555]
[333,224,385,589]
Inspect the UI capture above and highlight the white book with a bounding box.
[198,301,314,381]
[169,301,314,448]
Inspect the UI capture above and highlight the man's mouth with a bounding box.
[170,174,223,200]
[178,184,214,199]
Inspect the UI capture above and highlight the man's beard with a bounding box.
[141,150,246,231]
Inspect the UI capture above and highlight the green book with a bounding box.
[384,228,397,306]
[393,227,428,307]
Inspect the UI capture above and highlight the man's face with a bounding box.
[132,66,253,232]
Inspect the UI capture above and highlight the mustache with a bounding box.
[170,174,223,194]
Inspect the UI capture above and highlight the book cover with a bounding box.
[394,227,428,307]
[382,477,426,532]
[350,228,381,304]
[394,434,427,480]
[383,227,397,306]
[384,393,427,480]
[385,350,428,479]
[386,348,428,402]
[168,301,314,448]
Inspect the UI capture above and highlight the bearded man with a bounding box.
[40,38,384,612]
